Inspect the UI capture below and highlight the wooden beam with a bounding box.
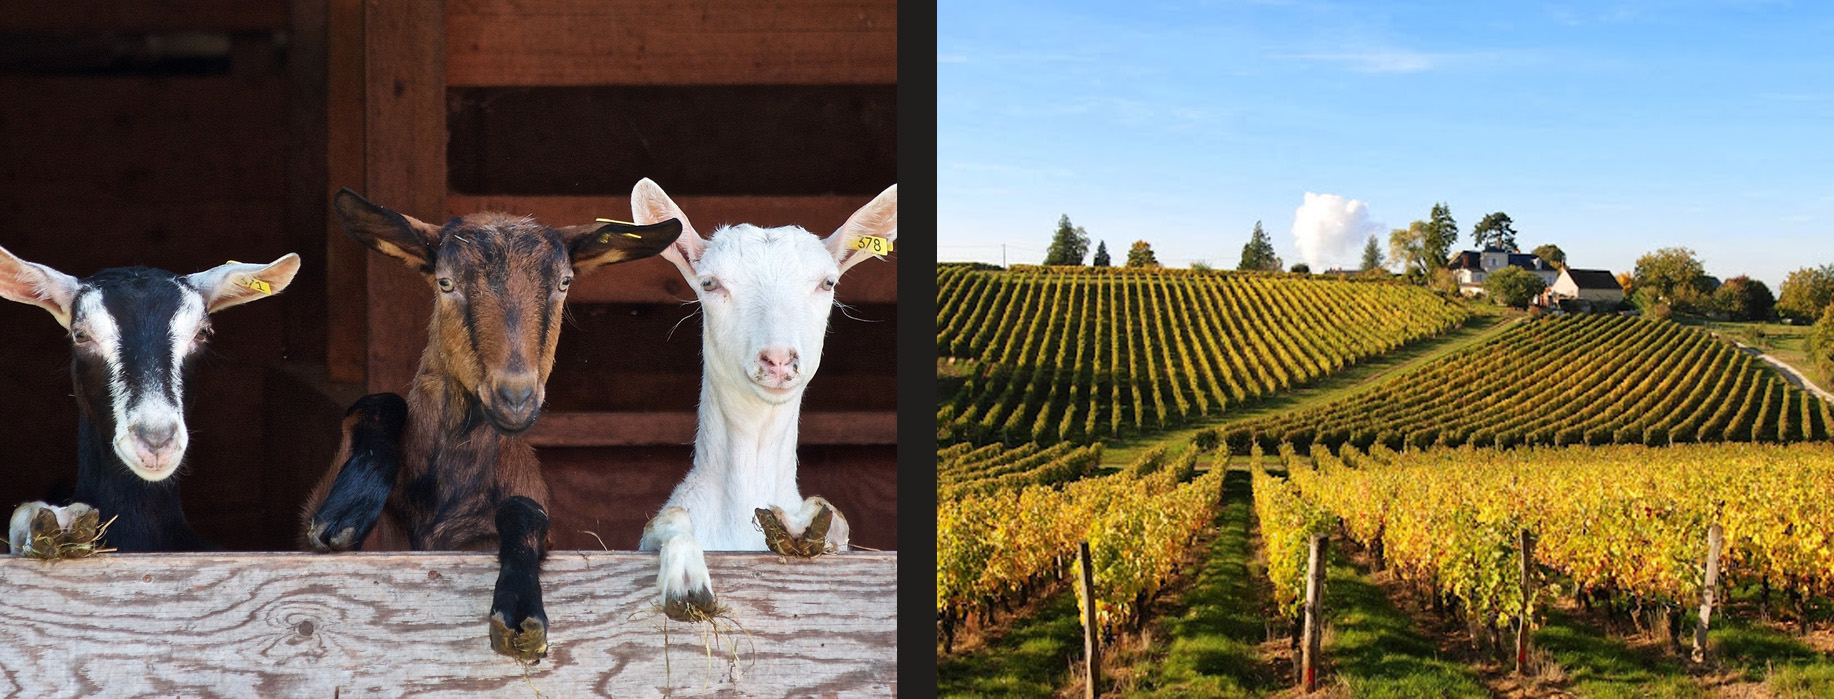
[0,551,895,695]
[0,1,288,31]
[324,0,368,383]
[362,0,444,395]
[446,0,896,86]
[449,195,898,304]
[526,410,897,447]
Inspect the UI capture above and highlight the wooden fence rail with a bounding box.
[0,551,896,697]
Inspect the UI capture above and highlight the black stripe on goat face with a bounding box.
[68,267,211,482]
[430,215,571,433]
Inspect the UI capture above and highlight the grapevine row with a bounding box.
[937,266,1469,446]
[1224,315,1833,453]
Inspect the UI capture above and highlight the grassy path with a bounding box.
[1320,554,1490,697]
[938,590,1083,697]
[1103,310,1516,466]
[1121,469,1277,697]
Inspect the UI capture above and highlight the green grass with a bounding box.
[1677,317,1826,389]
[1323,555,1491,698]
[1124,469,1277,697]
[1101,309,1515,466]
[938,590,1084,698]
[1531,609,1700,698]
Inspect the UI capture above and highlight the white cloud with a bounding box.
[1275,50,1440,73]
[1291,192,1383,270]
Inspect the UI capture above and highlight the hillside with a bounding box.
[936,265,1469,446]
[1224,313,1833,452]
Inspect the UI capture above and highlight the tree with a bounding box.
[1191,260,1213,272]
[1532,244,1566,270]
[1043,214,1090,266]
[1238,221,1281,271]
[1092,240,1111,267]
[1359,234,1385,272]
[1632,247,1711,313]
[1425,203,1459,264]
[1777,264,1834,323]
[1712,275,1775,321]
[1388,220,1435,281]
[1812,304,1834,384]
[1471,211,1519,251]
[1126,240,1160,268]
[1484,265,1546,308]
[1289,262,1311,274]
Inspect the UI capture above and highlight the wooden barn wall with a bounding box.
[0,15,311,551]
[0,0,898,554]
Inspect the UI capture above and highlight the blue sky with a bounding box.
[938,1,1834,288]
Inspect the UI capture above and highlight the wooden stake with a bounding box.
[1079,541,1101,698]
[1301,533,1327,693]
[1516,530,1535,675]
[1693,523,1724,664]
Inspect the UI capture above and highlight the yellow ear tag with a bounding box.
[592,218,646,243]
[852,235,894,256]
[223,262,273,294]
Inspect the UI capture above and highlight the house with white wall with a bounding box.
[1447,247,1560,295]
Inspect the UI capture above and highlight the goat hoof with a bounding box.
[756,505,833,558]
[305,520,359,553]
[64,505,100,544]
[661,582,721,623]
[489,612,548,662]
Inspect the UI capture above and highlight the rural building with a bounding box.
[1447,247,1560,295]
[1550,268,1627,305]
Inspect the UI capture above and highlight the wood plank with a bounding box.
[362,0,444,395]
[526,411,897,447]
[446,0,896,86]
[449,195,899,304]
[0,1,288,31]
[324,0,369,383]
[0,551,896,695]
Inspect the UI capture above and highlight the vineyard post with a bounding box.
[1516,529,1535,675]
[1078,541,1101,698]
[1301,533,1327,693]
[1692,523,1724,664]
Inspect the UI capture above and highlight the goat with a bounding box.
[0,247,300,553]
[630,178,897,620]
[300,189,682,661]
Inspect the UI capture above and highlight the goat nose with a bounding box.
[497,385,535,410]
[133,423,178,451]
[758,348,799,377]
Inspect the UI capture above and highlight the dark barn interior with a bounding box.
[0,1,897,552]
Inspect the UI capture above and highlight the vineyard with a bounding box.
[936,265,1468,446]
[1224,314,1834,453]
[1261,441,1834,653]
[937,442,1104,499]
[936,448,1220,652]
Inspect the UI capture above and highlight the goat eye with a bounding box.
[700,277,720,293]
[196,326,213,341]
[437,277,455,293]
[71,329,89,343]
[819,278,837,292]
[559,276,573,291]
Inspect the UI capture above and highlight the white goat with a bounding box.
[632,178,896,618]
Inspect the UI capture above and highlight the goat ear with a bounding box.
[632,178,705,280]
[183,253,301,313]
[0,245,80,328]
[559,218,684,272]
[331,188,441,272]
[826,184,897,275]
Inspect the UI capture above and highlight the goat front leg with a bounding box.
[488,495,550,662]
[640,507,718,621]
[304,393,407,552]
[8,502,99,557]
[757,496,852,557]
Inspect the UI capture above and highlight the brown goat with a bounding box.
[300,189,681,661]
